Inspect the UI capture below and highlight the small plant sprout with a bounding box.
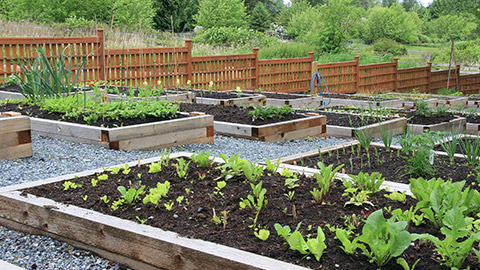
[137,173,142,179]
[117,185,146,205]
[239,181,268,227]
[136,216,147,224]
[185,187,191,195]
[164,201,174,211]
[143,181,171,205]
[63,181,82,191]
[97,174,108,180]
[284,190,295,201]
[176,196,184,204]
[148,161,162,173]
[280,168,296,178]
[284,178,299,189]
[264,158,281,175]
[111,166,121,174]
[283,226,327,261]
[159,149,172,166]
[384,190,407,203]
[91,178,98,187]
[208,81,214,94]
[310,188,322,203]
[197,172,206,180]
[121,163,131,175]
[81,195,88,201]
[354,128,373,151]
[254,228,270,241]
[242,161,264,183]
[214,181,227,195]
[173,158,191,179]
[100,195,110,203]
[191,151,213,167]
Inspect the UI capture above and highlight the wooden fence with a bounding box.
[1,29,480,94]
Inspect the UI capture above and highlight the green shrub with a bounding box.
[372,38,407,55]
[194,27,273,47]
[259,42,311,59]
[432,39,480,65]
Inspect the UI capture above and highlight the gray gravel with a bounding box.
[0,134,354,269]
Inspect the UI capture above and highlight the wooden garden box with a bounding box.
[195,94,266,107]
[0,112,32,159]
[326,116,407,138]
[0,153,307,270]
[407,116,466,134]
[30,113,214,150]
[214,114,327,142]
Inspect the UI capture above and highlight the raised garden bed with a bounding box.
[242,91,323,109]
[430,95,468,107]
[1,152,476,270]
[179,103,326,142]
[193,90,266,107]
[0,112,32,159]
[277,141,477,187]
[29,112,213,150]
[407,115,466,134]
[328,93,404,109]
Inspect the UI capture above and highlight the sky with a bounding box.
[282,0,435,7]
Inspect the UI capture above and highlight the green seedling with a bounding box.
[63,181,82,191]
[191,151,213,167]
[254,228,270,241]
[164,201,174,211]
[143,181,171,205]
[100,195,110,204]
[172,158,190,179]
[148,161,162,173]
[117,185,146,205]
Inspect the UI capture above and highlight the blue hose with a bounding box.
[310,72,331,107]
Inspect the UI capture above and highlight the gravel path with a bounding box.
[0,134,354,269]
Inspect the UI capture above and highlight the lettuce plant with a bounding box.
[143,181,171,205]
[410,177,480,229]
[420,208,480,269]
[239,181,268,226]
[117,185,145,205]
[284,227,327,261]
[191,151,214,167]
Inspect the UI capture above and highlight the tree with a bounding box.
[381,0,398,7]
[244,0,283,18]
[352,0,381,10]
[113,0,156,30]
[429,0,480,18]
[194,0,247,29]
[153,0,198,31]
[365,3,421,43]
[277,0,312,26]
[250,2,271,32]
[401,0,419,12]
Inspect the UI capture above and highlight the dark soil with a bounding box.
[458,113,480,124]
[179,103,305,125]
[434,138,480,155]
[295,145,477,187]
[23,157,479,270]
[0,102,187,128]
[299,110,386,127]
[318,105,459,125]
[243,91,311,100]
[329,93,395,101]
[191,89,250,99]
[0,84,23,93]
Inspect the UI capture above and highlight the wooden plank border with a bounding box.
[0,152,307,270]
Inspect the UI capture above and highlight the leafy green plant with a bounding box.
[284,190,295,201]
[63,181,82,191]
[283,227,327,261]
[310,188,322,203]
[348,172,385,194]
[396,257,421,270]
[191,151,213,167]
[217,153,248,180]
[248,105,293,121]
[164,201,174,211]
[239,181,268,226]
[100,195,110,204]
[148,161,162,173]
[415,99,431,117]
[440,125,461,165]
[242,161,264,183]
[334,228,364,255]
[264,158,281,175]
[121,163,131,175]
[143,181,171,205]
[460,136,480,166]
[172,158,191,179]
[159,149,172,166]
[434,105,449,117]
[410,177,480,229]
[354,128,373,151]
[313,162,344,201]
[136,216,147,224]
[344,190,373,207]
[284,178,299,189]
[420,208,480,269]
[384,190,407,203]
[390,206,425,229]
[111,166,121,174]
[117,185,145,205]
[354,209,419,267]
[379,123,394,151]
[14,46,91,101]
[254,228,270,241]
[274,222,302,240]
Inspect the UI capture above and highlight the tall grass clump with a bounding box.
[259,42,312,59]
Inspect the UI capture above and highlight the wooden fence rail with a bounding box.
[1,29,480,94]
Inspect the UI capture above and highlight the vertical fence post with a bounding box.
[456,64,460,91]
[354,56,360,93]
[426,62,432,93]
[309,51,316,76]
[252,47,259,90]
[185,39,193,84]
[393,58,398,92]
[97,28,106,82]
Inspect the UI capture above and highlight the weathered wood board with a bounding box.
[0,90,25,100]
[214,114,327,142]
[265,95,323,109]
[328,97,404,109]
[407,117,466,134]
[466,122,480,135]
[0,152,308,270]
[81,90,195,103]
[195,94,266,107]
[0,114,32,159]
[30,113,214,150]
[326,116,407,138]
